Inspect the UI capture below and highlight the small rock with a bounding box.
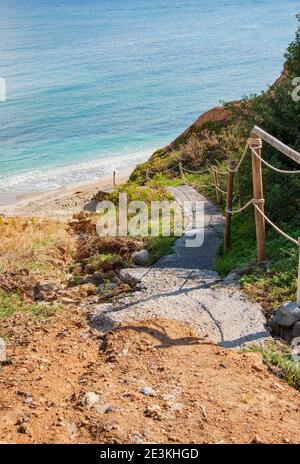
[67,422,77,437]
[292,321,300,338]
[107,282,118,290]
[132,250,150,266]
[144,404,161,419]
[252,363,264,373]
[140,386,154,396]
[84,264,97,274]
[83,391,100,408]
[16,416,28,425]
[253,434,264,444]
[56,417,65,427]
[92,271,105,284]
[135,283,147,291]
[17,390,32,399]
[19,367,28,375]
[79,284,96,297]
[60,297,74,305]
[268,318,282,336]
[128,432,145,444]
[37,280,60,293]
[104,405,114,413]
[272,302,300,328]
[223,272,238,284]
[0,338,6,362]
[24,396,33,405]
[169,402,185,412]
[81,275,98,285]
[118,270,141,286]
[94,404,113,414]
[17,424,32,435]
[271,382,285,392]
[243,352,265,372]
[234,264,257,276]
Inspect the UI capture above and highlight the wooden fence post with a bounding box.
[297,238,300,307]
[212,168,220,205]
[179,162,185,181]
[250,132,266,265]
[224,160,235,253]
[113,171,116,188]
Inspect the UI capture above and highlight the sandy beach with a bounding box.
[0,165,135,219]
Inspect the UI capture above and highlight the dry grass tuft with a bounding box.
[0,217,76,277]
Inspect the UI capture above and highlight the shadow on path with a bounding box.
[106,322,213,349]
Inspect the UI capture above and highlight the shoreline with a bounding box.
[0,164,136,219]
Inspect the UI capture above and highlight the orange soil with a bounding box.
[0,310,299,444]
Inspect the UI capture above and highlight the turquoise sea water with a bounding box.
[0,0,298,199]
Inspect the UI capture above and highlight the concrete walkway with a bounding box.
[90,186,270,349]
[155,185,224,269]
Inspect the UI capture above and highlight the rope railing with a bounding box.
[212,167,228,176]
[250,146,300,174]
[226,198,299,246]
[225,198,254,215]
[182,166,211,174]
[226,127,300,306]
[136,125,300,306]
[184,176,216,189]
[215,185,228,195]
[145,163,217,176]
[228,140,250,173]
[146,163,180,175]
[253,202,299,247]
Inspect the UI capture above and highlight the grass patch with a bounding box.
[146,235,177,265]
[0,290,63,319]
[83,253,119,268]
[244,341,300,391]
[146,173,183,188]
[213,214,257,276]
[108,182,173,205]
[69,275,83,286]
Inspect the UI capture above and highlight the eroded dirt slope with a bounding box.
[0,311,299,444]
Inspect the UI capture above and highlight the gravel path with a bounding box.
[90,186,270,348]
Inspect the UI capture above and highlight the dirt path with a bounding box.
[0,311,299,444]
[90,186,270,348]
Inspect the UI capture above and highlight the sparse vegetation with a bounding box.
[0,216,76,277]
[245,341,300,391]
[146,235,176,265]
[0,290,63,319]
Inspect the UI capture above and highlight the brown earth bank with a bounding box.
[165,105,232,151]
[0,310,299,444]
